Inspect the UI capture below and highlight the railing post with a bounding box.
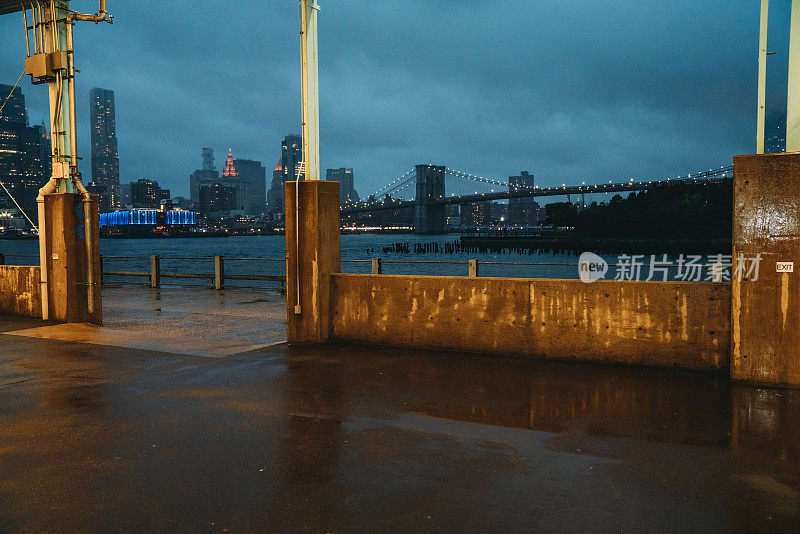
[468,259,479,278]
[371,258,382,275]
[214,255,224,290]
[150,255,160,288]
[0,252,4,265]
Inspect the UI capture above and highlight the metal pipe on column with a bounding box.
[300,0,320,181]
[31,0,112,320]
[36,178,58,320]
[757,0,769,154]
[788,0,800,151]
[294,0,321,316]
[65,12,99,315]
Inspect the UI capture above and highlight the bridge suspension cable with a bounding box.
[367,169,416,199]
[388,179,416,198]
[445,168,508,188]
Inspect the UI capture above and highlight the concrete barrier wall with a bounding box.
[331,275,731,370]
[0,266,42,318]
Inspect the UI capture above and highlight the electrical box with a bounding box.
[24,52,68,84]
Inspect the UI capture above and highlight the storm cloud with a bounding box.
[0,1,789,199]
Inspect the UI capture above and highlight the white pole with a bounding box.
[788,0,800,151]
[757,0,769,154]
[300,0,320,180]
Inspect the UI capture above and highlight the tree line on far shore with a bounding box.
[544,179,732,240]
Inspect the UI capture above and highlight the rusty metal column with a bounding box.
[732,153,800,387]
[285,180,340,343]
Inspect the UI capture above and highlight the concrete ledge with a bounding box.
[0,265,42,318]
[331,274,731,370]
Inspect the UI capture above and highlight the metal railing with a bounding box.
[1,253,727,284]
[0,254,286,291]
[349,258,568,277]
[100,255,287,291]
[344,257,728,281]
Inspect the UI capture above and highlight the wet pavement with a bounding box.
[0,311,798,532]
[101,285,287,346]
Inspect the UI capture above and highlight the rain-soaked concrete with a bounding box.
[101,286,286,346]
[0,311,798,532]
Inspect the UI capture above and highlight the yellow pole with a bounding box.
[757,0,769,154]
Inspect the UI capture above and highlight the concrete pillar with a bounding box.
[43,193,101,324]
[732,153,800,387]
[285,180,340,343]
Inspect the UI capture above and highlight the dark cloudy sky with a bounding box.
[0,1,792,199]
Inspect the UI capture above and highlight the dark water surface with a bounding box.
[1,234,719,284]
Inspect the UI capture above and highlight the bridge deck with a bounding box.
[343,174,731,215]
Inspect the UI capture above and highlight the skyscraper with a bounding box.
[190,147,219,207]
[0,83,50,224]
[199,183,237,215]
[234,158,267,215]
[267,135,303,214]
[130,179,164,209]
[90,87,120,208]
[281,135,304,182]
[0,83,27,125]
[268,158,283,213]
[219,148,245,211]
[326,168,360,204]
[460,201,492,227]
[190,148,265,215]
[508,171,539,226]
[202,147,215,171]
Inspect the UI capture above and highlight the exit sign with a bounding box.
[777,262,794,273]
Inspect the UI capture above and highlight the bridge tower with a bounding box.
[414,164,446,234]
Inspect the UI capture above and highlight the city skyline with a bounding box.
[0,1,790,200]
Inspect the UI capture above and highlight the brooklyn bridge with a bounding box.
[342,163,733,233]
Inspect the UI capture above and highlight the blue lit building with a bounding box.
[99,209,197,236]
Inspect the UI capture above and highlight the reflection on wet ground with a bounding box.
[101,285,286,345]
[0,318,797,531]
